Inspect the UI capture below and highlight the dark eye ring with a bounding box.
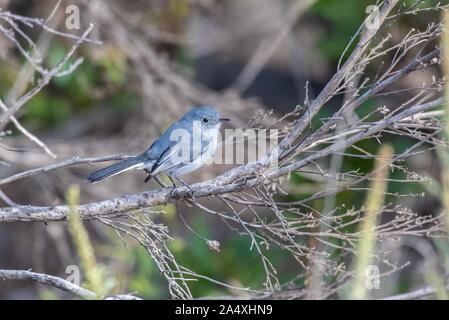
[203,118,209,123]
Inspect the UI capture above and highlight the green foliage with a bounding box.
[98,211,296,299]
[312,0,368,61]
[0,61,17,96]
[312,0,441,61]
[23,92,72,128]
[1,39,139,131]
[127,245,164,299]
[166,214,294,297]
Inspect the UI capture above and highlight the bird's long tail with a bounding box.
[87,154,146,183]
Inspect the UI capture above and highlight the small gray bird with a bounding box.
[87,106,229,184]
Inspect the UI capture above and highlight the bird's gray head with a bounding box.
[183,106,229,129]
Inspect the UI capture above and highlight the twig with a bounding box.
[273,0,400,160]
[382,283,449,300]
[0,99,56,158]
[0,155,130,186]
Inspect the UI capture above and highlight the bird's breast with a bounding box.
[205,127,220,156]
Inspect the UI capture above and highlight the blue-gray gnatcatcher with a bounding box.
[87,106,229,184]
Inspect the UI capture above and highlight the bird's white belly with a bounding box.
[169,127,219,177]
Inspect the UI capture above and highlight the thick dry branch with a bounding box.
[0,269,141,300]
[0,269,95,299]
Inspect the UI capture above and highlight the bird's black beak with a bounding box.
[219,118,230,122]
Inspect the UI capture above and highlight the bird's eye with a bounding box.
[203,118,209,123]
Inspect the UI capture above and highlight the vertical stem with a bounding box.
[440,7,449,233]
[67,185,104,298]
[351,144,393,300]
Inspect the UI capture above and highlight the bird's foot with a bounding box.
[143,169,152,183]
[168,176,195,201]
[169,184,178,199]
[175,177,195,200]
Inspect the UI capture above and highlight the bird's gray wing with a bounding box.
[150,133,211,176]
[141,118,188,172]
[144,120,184,160]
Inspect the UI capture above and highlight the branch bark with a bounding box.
[0,269,142,299]
[0,269,95,299]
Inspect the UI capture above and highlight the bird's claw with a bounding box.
[169,184,178,199]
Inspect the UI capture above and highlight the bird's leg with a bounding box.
[167,175,178,198]
[144,169,152,183]
[154,175,168,188]
[144,170,169,189]
[168,176,195,206]
[166,176,195,202]
[173,176,195,200]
